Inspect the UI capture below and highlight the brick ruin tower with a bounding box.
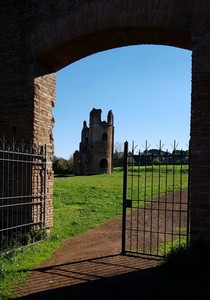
[74,109,114,175]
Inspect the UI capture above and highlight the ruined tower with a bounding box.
[74,109,114,175]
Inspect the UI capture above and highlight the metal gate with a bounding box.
[122,141,190,257]
[0,136,47,251]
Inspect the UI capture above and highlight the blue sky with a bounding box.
[54,45,191,159]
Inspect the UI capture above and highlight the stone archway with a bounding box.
[1,0,210,244]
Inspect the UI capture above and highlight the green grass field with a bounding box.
[0,166,188,299]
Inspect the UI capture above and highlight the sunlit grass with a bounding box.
[127,164,188,201]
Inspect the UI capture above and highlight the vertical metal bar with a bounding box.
[121,141,128,255]
[36,153,39,226]
[156,143,161,255]
[186,146,191,249]
[34,152,37,228]
[150,152,154,255]
[171,140,176,250]
[20,150,24,240]
[1,140,5,251]
[178,150,183,246]
[6,149,10,248]
[129,144,134,252]
[163,151,169,256]
[136,153,141,252]
[11,146,15,241]
[24,152,28,236]
[43,144,47,228]
[143,142,147,254]
[15,151,19,240]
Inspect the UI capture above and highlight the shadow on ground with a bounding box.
[13,254,159,300]
[11,247,210,300]
[14,268,155,300]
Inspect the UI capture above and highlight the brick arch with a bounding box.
[1,0,210,245]
[31,0,199,152]
[32,1,195,71]
[36,27,191,72]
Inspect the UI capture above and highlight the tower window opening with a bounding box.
[102,132,108,141]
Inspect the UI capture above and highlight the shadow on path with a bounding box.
[13,254,160,300]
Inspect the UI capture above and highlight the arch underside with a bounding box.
[37,26,191,72]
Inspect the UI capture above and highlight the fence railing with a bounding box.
[0,136,47,252]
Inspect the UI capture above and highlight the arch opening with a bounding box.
[100,158,108,170]
[54,45,191,160]
[28,0,210,247]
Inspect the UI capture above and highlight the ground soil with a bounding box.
[11,190,188,300]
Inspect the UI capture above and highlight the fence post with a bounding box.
[122,141,128,255]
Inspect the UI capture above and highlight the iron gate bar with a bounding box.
[163,158,168,254]
[122,140,190,258]
[0,221,43,233]
[121,141,128,255]
[186,146,191,250]
[43,144,47,228]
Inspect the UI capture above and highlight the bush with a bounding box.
[155,241,210,299]
[53,156,73,174]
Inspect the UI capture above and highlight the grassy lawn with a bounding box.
[0,166,188,299]
[52,172,124,240]
[127,164,188,202]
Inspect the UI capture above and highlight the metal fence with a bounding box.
[0,136,47,251]
[122,141,190,257]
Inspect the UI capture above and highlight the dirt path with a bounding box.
[11,216,160,300]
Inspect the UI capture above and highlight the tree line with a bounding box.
[53,143,188,174]
[53,155,74,174]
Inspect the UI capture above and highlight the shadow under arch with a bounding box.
[37,26,191,72]
[30,0,199,71]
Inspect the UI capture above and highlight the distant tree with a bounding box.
[53,155,74,174]
[152,157,161,165]
[113,142,124,167]
[114,142,124,153]
[66,155,74,172]
[113,151,124,167]
[53,156,60,163]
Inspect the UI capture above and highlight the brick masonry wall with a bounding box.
[1,0,210,243]
[191,31,210,244]
[34,71,56,228]
[0,3,34,139]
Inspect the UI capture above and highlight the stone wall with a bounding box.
[191,31,210,243]
[33,71,56,228]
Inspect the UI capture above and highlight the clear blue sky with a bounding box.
[54,45,191,159]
